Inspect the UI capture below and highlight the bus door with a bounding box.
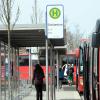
[92,48,98,100]
[97,48,100,100]
[83,44,90,100]
[91,19,100,100]
[78,46,83,93]
[98,48,100,100]
[76,58,79,90]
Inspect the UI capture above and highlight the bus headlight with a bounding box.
[80,79,83,85]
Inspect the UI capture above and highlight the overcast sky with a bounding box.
[1,0,100,35]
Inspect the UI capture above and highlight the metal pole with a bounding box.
[53,51,56,100]
[0,42,2,100]
[56,51,59,91]
[17,49,20,99]
[29,48,31,82]
[30,48,32,85]
[4,44,6,100]
[30,48,32,82]
[5,45,8,100]
[13,48,16,98]
[46,38,49,100]
[50,47,53,100]
[10,48,13,100]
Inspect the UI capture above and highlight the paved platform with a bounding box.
[22,85,81,100]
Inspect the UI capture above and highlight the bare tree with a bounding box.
[66,25,83,51]
[72,26,83,49]
[31,0,43,24]
[0,0,20,100]
[0,0,20,28]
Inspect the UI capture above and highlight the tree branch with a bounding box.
[12,6,20,30]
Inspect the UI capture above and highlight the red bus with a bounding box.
[89,19,100,100]
[18,54,51,82]
[81,19,100,100]
[18,54,31,80]
[83,20,100,100]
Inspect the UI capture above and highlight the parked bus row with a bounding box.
[64,19,100,100]
[76,19,100,100]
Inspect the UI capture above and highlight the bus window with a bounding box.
[79,49,83,75]
[80,65,83,75]
[66,56,76,65]
[93,48,98,77]
[93,48,98,88]
[19,55,29,66]
[92,48,98,100]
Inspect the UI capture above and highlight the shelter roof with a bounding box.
[39,46,66,56]
[0,24,66,47]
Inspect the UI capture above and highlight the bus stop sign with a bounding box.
[46,5,64,39]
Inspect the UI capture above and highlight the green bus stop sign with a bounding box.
[49,7,61,19]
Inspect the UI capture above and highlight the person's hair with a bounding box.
[35,64,40,68]
[35,64,43,72]
[59,68,62,71]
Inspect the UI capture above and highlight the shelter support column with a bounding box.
[16,48,20,99]
[0,42,1,99]
[59,55,62,67]
[29,47,31,83]
[4,43,7,100]
[50,47,53,100]
[13,48,18,98]
[56,51,59,91]
[46,38,49,100]
[53,50,56,100]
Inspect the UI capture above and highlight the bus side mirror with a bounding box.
[92,19,100,47]
[92,33,100,47]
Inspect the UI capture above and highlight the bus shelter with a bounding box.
[0,24,66,100]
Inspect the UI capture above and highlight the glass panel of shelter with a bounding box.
[0,42,21,100]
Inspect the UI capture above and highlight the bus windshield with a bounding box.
[66,56,76,65]
[19,55,29,66]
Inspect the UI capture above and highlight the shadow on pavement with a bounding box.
[62,85,76,91]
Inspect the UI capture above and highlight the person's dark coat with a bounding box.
[33,64,45,100]
[33,64,44,85]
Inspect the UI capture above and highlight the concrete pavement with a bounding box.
[22,85,81,100]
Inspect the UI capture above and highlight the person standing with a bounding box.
[67,64,74,86]
[32,64,45,100]
[62,64,68,77]
[59,68,64,88]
